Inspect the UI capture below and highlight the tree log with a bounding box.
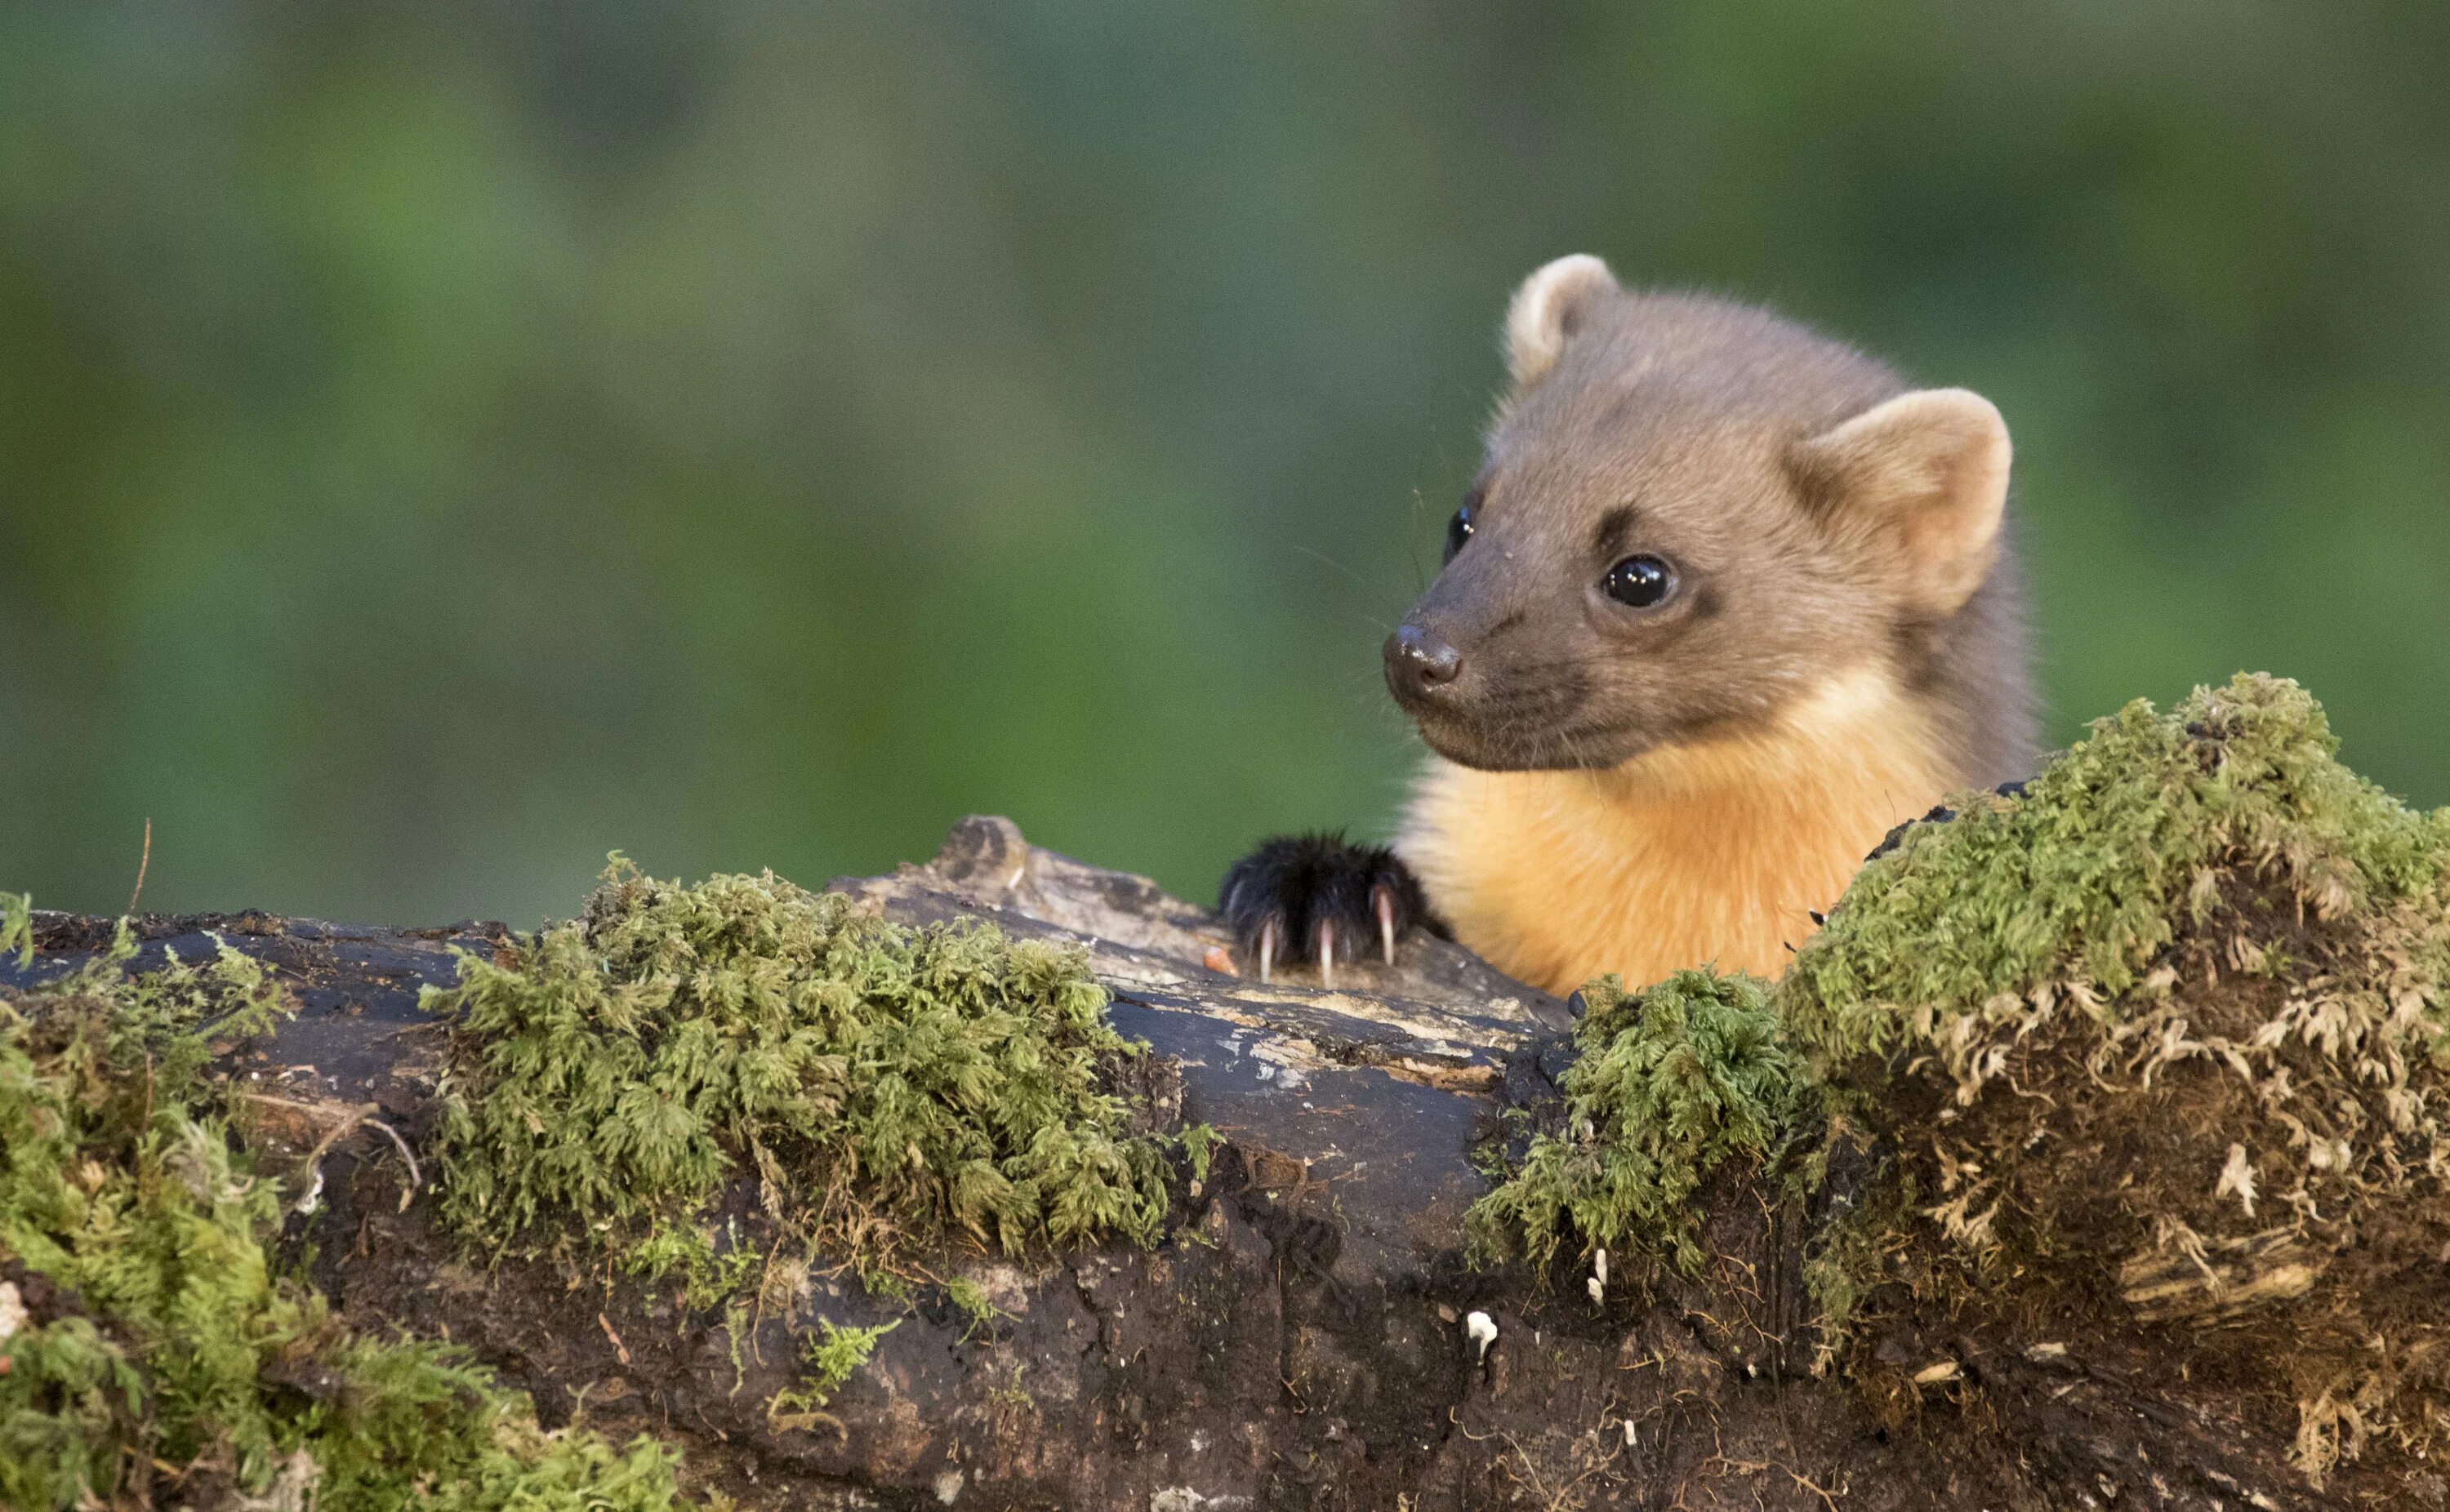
[4,816,2381,1510]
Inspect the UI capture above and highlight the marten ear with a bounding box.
[1788,388,2011,616]
[1505,255,1618,385]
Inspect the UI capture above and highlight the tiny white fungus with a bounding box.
[1464,1310,1498,1361]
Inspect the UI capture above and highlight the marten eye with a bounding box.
[1603,554,1677,608]
[1444,500,1477,564]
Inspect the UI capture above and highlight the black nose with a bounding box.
[1384,623,1462,697]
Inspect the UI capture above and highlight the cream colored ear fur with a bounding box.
[1504,254,1618,385]
[1790,388,2011,615]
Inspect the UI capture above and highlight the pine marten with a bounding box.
[1221,255,2034,996]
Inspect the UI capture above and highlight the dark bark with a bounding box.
[4,817,2377,1510]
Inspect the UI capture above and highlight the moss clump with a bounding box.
[1467,969,1809,1278]
[429,860,1174,1292]
[1784,674,2450,1481]
[0,923,693,1512]
[1786,671,2450,1065]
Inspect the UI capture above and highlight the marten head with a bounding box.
[1386,255,2020,774]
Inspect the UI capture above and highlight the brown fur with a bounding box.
[1388,259,2034,994]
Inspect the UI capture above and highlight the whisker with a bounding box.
[1405,487,1433,595]
[1553,724,1601,798]
[1282,540,1385,599]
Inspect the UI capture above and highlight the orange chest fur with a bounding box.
[1396,677,1957,995]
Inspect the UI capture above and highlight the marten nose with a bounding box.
[1384,623,1462,697]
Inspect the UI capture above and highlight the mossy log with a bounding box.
[2,814,2407,1510]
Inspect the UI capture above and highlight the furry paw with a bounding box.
[1216,833,1446,985]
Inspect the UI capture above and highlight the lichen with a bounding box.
[427,858,1176,1305]
[0,921,693,1512]
[1784,674,2450,1480]
[1466,969,1810,1278]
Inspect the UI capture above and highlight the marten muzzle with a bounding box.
[1383,622,1462,702]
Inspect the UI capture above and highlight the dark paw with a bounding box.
[1866,779,2033,862]
[1216,832,1446,985]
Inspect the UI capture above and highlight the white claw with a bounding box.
[1317,918,1335,989]
[1373,885,1396,964]
[1258,916,1280,984]
[1466,1310,1498,1361]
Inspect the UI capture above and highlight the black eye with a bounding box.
[1444,500,1476,564]
[1603,554,1676,608]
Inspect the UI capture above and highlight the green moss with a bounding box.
[1782,674,2450,1481]
[943,1275,1010,1340]
[766,1318,900,1429]
[1784,672,2450,1072]
[1174,1122,1224,1186]
[0,922,693,1512]
[1467,969,1810,1279]
[2,891,29,967]
[617,1219,762,1313]
[429,858,1174,1295]
[1793,1152,1912,1367]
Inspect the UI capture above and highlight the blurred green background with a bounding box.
[4,2,2446,925]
